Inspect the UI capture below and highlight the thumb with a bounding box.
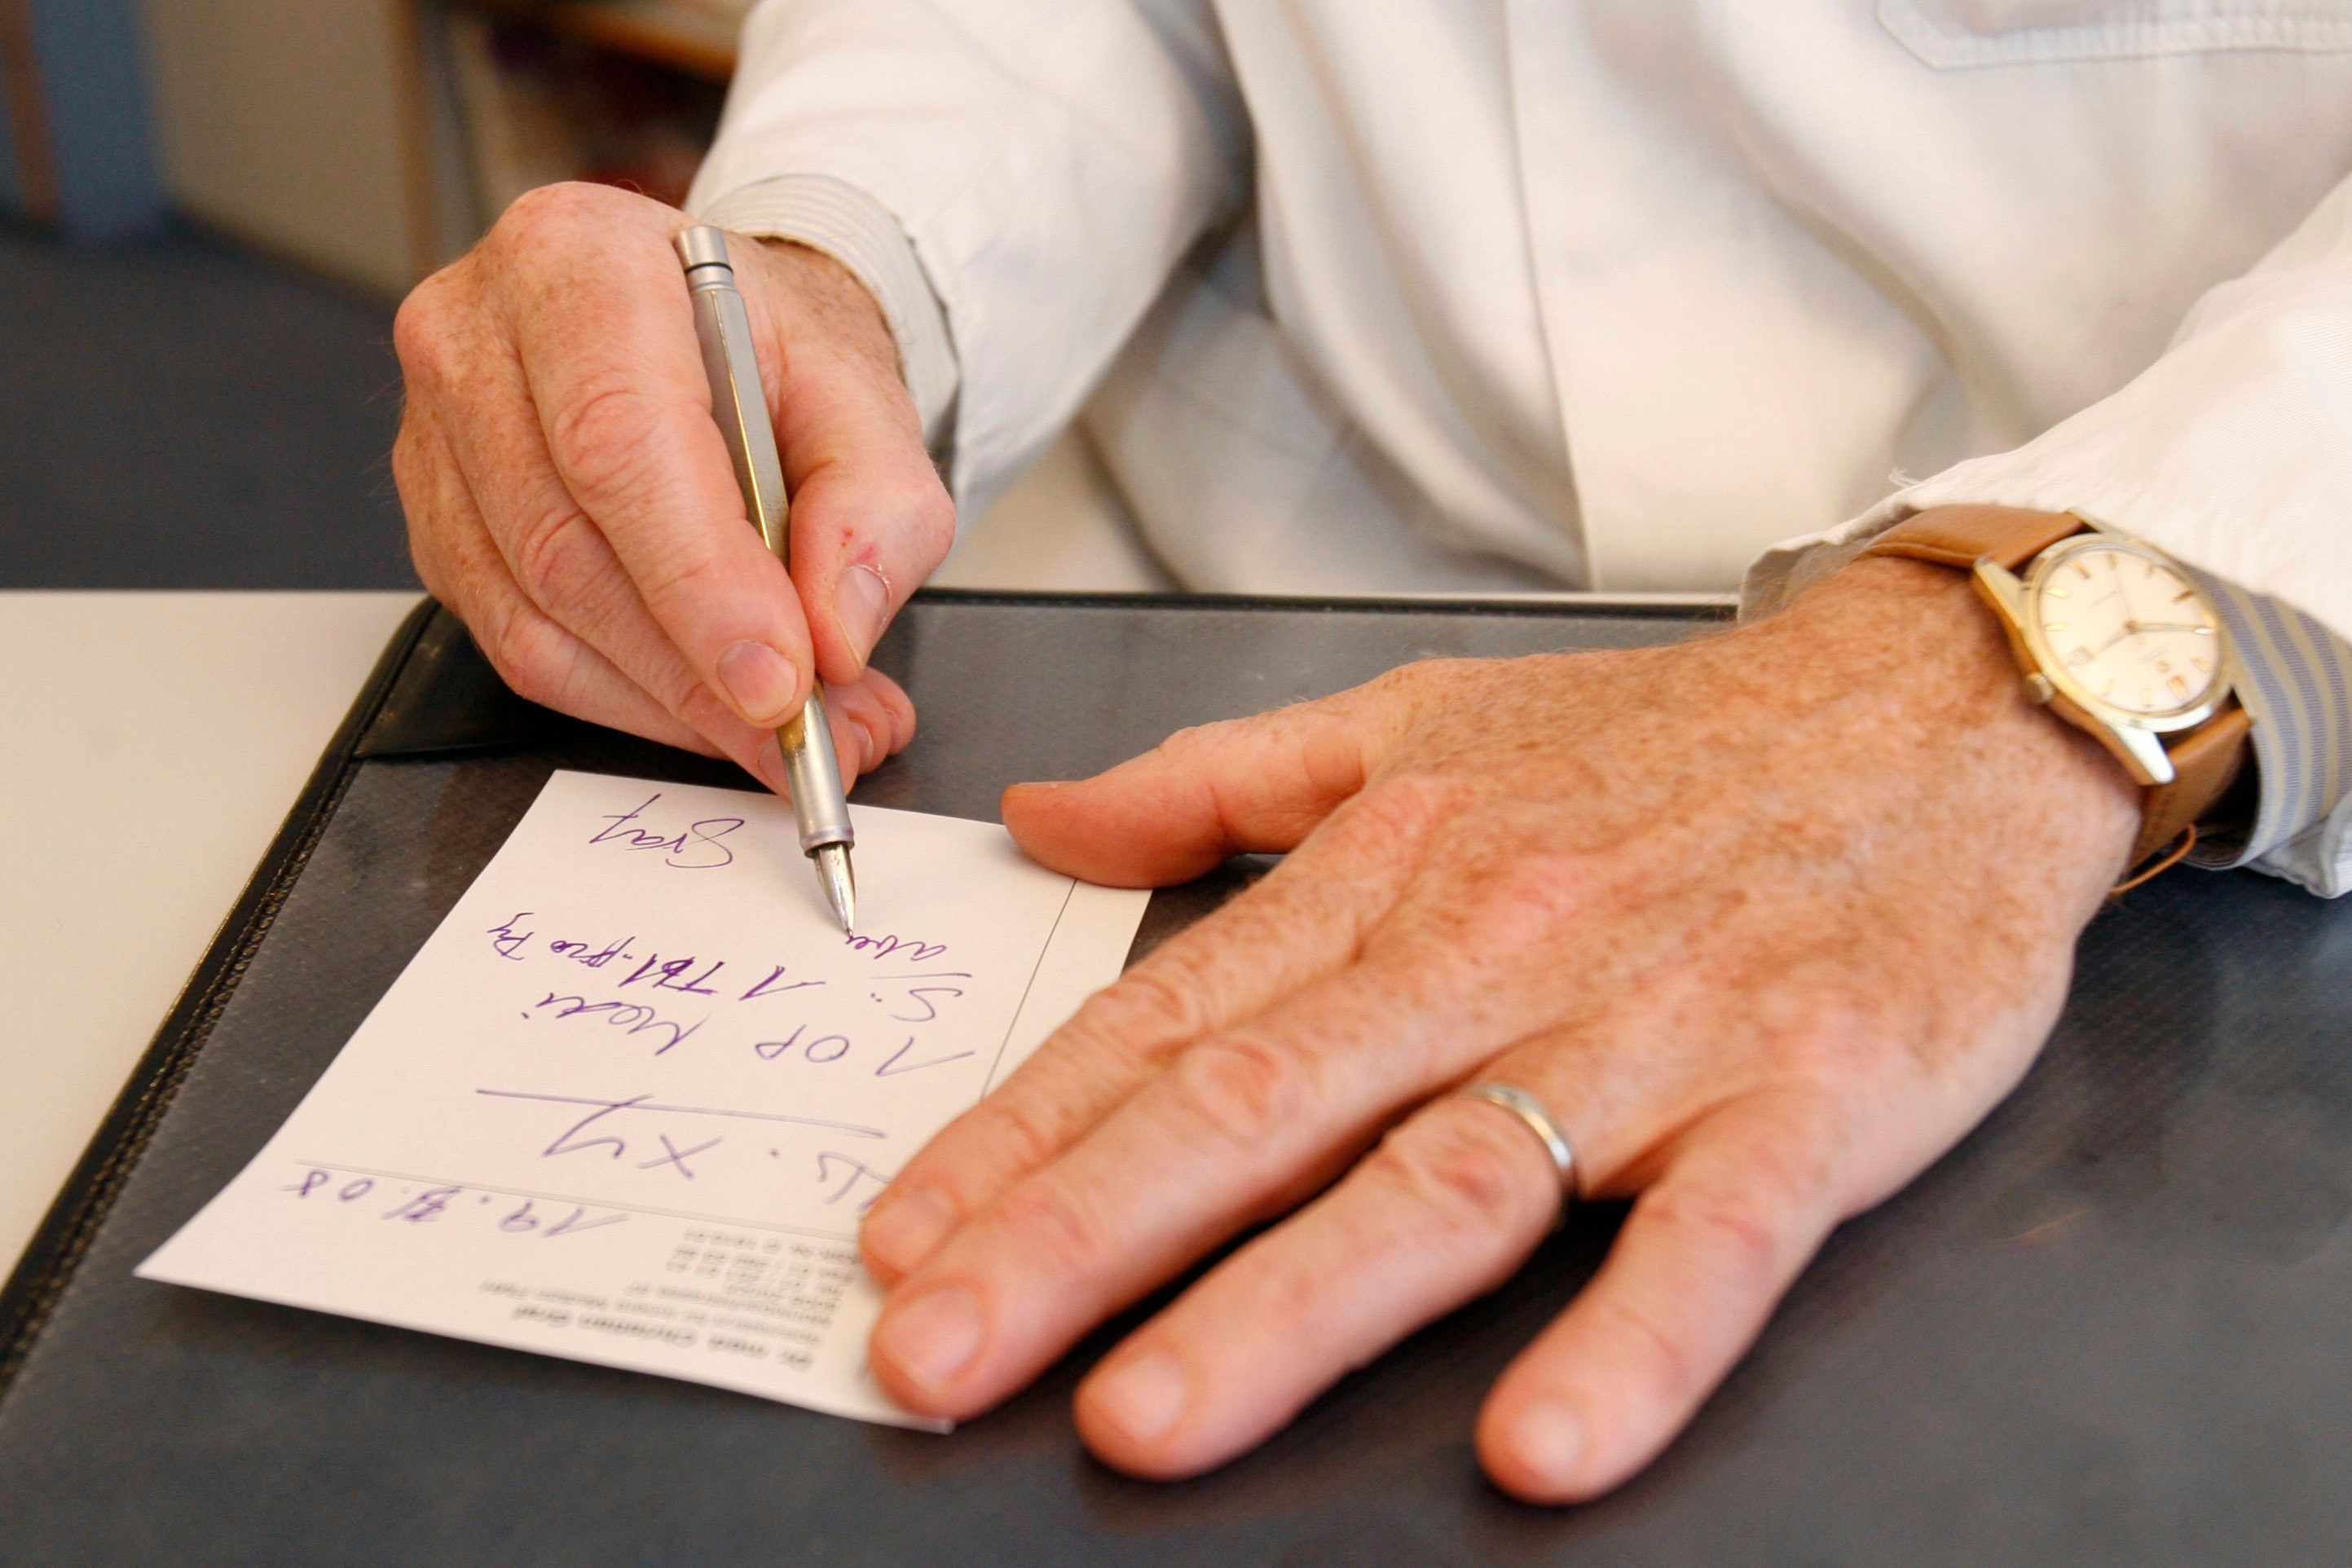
[740,238,955,687]
[1003,691,1395,887]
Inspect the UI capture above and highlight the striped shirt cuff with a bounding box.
[2188,570,2352,896]
[689,173,962,456]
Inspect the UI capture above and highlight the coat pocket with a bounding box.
[1879,0,2352,66]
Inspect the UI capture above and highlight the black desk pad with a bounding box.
[3,592,2348,1566]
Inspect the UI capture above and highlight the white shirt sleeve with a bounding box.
[685,0,1250,525]
[1745,174,2352,897]
[691,174,963,455]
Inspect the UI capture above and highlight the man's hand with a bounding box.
[392,183,950,788]
[853,553,2143,1503]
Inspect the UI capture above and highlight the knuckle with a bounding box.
[1086,963,1212,1048]
[491,180,608,253]
[958,1095,1067,1185]
[1644,1186,1786,1298]
[892,479,957,562]
[1769,992,1884,1080]
[486,610,569,711]
[544,374,655,499]
[390,280,448,376]
[989,1178,1109,1284]
[632,536,736,615]
[1342,771,1462,847]
[1727,1118,1840,1217]
[672,681,738,738]
[1366,661,1428,701]
[1367,658,1465,704]
[1450,852,1596,958]
[1167,1034,1307,1152]
[1373,1113,1543,1235]
[506,500,597,607]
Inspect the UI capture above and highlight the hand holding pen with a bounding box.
[390,185,951,880]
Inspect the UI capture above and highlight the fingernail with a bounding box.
[717,640,799,726]
[874,1285,983,1393]
[834,564,892,664]
[863,1187,954,1275]
[1512,1400,1587,1486]
[1088,1348,1187,1444]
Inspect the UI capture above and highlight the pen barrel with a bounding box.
[782,691,856,853]
[676,227,857,858]
[678,231,790,558]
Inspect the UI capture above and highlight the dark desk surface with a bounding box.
[3,592,2349,1567]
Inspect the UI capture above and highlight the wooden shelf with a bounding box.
[450,0,741,81]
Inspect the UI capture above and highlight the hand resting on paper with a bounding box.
[855,552,2143,1504]
[393,183,945,793]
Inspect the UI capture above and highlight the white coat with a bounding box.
[691,1,2352,887]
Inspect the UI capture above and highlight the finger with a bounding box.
[865,936,1539,1420]
[1074,1092,1561,1479]
[487,185,816,731]
[861,665,919,756]
[857,780,1438,1283]
[738,239,956,684]
[1476,1095,1842,1505]
[412,293,799,782]
[395,407,729,760]
[822,666,918,780]
[1002,677,1422,887]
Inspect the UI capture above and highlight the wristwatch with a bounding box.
[1863,505,2253,874]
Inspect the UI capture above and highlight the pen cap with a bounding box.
[674,226,733,274]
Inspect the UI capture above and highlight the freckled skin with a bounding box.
[855,550,2141,1505]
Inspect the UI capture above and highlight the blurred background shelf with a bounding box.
[419,0,733,263]
[123,0,749,298]
[453,0,743,82]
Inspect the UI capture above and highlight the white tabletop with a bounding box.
[0,592,425,1276]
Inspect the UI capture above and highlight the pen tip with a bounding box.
[815,843,857,934]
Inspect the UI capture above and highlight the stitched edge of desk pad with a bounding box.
[0,599,441,1392]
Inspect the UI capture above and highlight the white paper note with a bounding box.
[140,770,1148,1429]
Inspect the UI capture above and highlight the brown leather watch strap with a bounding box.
[1864,504,2253,885]
[2132,704,2251,870]
[1861,504,2086,571]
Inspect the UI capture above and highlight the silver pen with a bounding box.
[675,226,858,932]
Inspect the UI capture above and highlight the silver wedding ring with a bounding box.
[1455,1081,1579,1211]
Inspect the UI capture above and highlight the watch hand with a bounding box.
[2105,553,2136,622]
[2130,621,2210,636]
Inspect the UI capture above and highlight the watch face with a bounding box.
[2028,540,2223,720]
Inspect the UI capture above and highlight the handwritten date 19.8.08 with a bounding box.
[281,1165,626,1239]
